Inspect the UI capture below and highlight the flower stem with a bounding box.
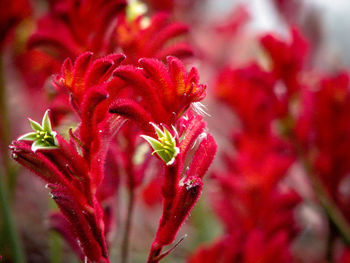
[0,169,26,263]
[309,171,350,245]
[0,54,26,262]
[326,221,336,262]
[121,188,135,263]
[49,199,62,263]
[0,54,16,192]
[283,115,350,246]
[300,153,350,245]
[49,231,62,263]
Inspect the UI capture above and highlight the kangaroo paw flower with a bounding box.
[141,123,179,166]
[18,110,58,152]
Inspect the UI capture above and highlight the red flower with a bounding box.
[28,0,126,59]
[11,51,215,262]
[189,130,300,263]
[10,52,125,263]
[115,12,193,65]
[109,56,206,130]
[296,72,350,208]
[107,57,215,262]
[260,28,308,95]
[215,64,281,135]
[146,115,217,263]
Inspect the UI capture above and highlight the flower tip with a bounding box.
[119,53,127,61]
[138,58,146,64]
[166,157,175,166]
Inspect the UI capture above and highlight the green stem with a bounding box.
[0,54,16,192]
[309,171,350,245]
[0,54,26,262]
[0,171,26,263]
[326,222,336,263]
[49,231,62,263]
[300,151,350,245]
[49,199,62,263]
[281,114,350,246]
[121,188,135,263]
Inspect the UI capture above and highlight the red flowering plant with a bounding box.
[28,0,126,59]
[108,11,195,218]
[189,55,301,262]
[12,0,194,131]
[5,1,350,262]
[115,12,193,65]
[10,52,126,262]
[194,22,350,262]
[107,56,217,262]
[9,47,216,262]
[15,1,196,182]
[28,0,191,62]
[294,72,350,256]
[262,27,350,257]
[18,0,192,91]
[13,2,198,241]
[11,0,125,97]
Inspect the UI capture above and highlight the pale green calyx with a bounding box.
[18,110,58,152]
[141,123,180,166]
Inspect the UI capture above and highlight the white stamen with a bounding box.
[191,102,211,117]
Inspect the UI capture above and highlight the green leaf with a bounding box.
[42,110,52,132]
[17,132,38,141]
[29,119,42,132]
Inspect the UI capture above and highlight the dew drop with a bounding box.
[12,153,17,159]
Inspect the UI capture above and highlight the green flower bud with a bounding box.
[18,110,59,152]
[141,123,180,166]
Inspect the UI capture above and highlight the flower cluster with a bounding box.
[189,30,304,262]
[10,45,215,262]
